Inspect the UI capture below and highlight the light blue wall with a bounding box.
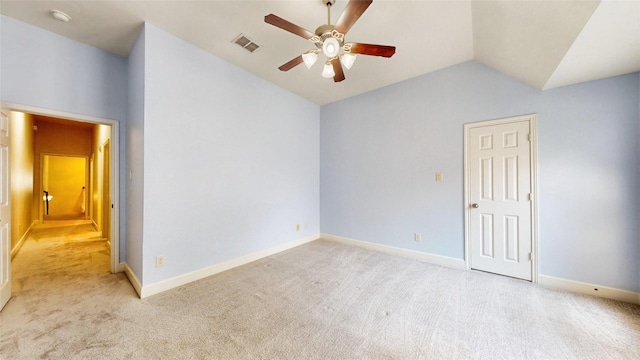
[2,14,637,294]
[0,16,126,121]
[125,25,146,281]
[0,15,129,260]
[321,61,640,292]
[537,75,639,291]
[140,24,320,285]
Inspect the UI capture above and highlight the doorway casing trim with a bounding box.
[1,102,122,274]
[463,114,539,283]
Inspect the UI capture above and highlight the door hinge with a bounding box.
[527,133,531,141]
[528,253,532,261]
[528,193,532,201]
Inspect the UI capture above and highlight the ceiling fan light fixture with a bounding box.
[265,0,395,82]
[322,61,335,78]
[322,37,340,58]
[302,51,318,69]
[340,53,357,69]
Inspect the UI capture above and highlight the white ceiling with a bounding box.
[1,0,639,105]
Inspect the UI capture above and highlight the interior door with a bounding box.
[467,118,533,280]
[0,110,11,310]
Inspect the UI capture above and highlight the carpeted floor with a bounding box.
[1,225,638,359]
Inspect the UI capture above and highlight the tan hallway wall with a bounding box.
[9,112,34,252]
[91,124,111,234]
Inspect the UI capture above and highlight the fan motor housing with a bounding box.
[314,24,344,49]
[315,24,335,39]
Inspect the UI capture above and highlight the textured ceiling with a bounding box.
[1,0,639,105]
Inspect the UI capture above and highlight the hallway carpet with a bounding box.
[1,227,638,359]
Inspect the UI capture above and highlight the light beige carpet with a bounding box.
[1,225,638,359]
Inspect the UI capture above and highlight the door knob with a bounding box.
[471,203,479,208]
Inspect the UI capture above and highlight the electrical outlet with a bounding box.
[296,224,300,231]
[156,255,166,268]
[414,233,422,242]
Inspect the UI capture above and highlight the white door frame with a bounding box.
[463,114,539,283]
[2,102,121,274]
[0,109,11,310]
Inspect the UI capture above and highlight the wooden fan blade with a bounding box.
[331,58,345,82]
[279,55,304,71]
[265,14,315,40]
[334,0,373,35]
[347,43,396,58]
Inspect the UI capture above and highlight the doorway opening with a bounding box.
[42,154,89,222]
[5,104,120,276]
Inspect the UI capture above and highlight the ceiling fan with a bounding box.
[265,0,396,82]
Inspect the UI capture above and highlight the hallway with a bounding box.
[7,111,117,284]
[1,222,136,357]
[12,221,110,292]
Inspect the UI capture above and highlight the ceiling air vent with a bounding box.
[232,34,260,53]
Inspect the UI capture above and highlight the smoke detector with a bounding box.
[50,9,72,23]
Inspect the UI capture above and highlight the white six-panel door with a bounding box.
[0,110,11,311]
[466,117,534,281]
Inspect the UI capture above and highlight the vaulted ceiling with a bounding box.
[1,0,639,105]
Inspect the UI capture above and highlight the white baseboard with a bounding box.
[10,220,38,259]
[139,234,320,299]
[321,233,466,270]
[123,263,143,298]
[114,262,126,273]
[538,275,640,305]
